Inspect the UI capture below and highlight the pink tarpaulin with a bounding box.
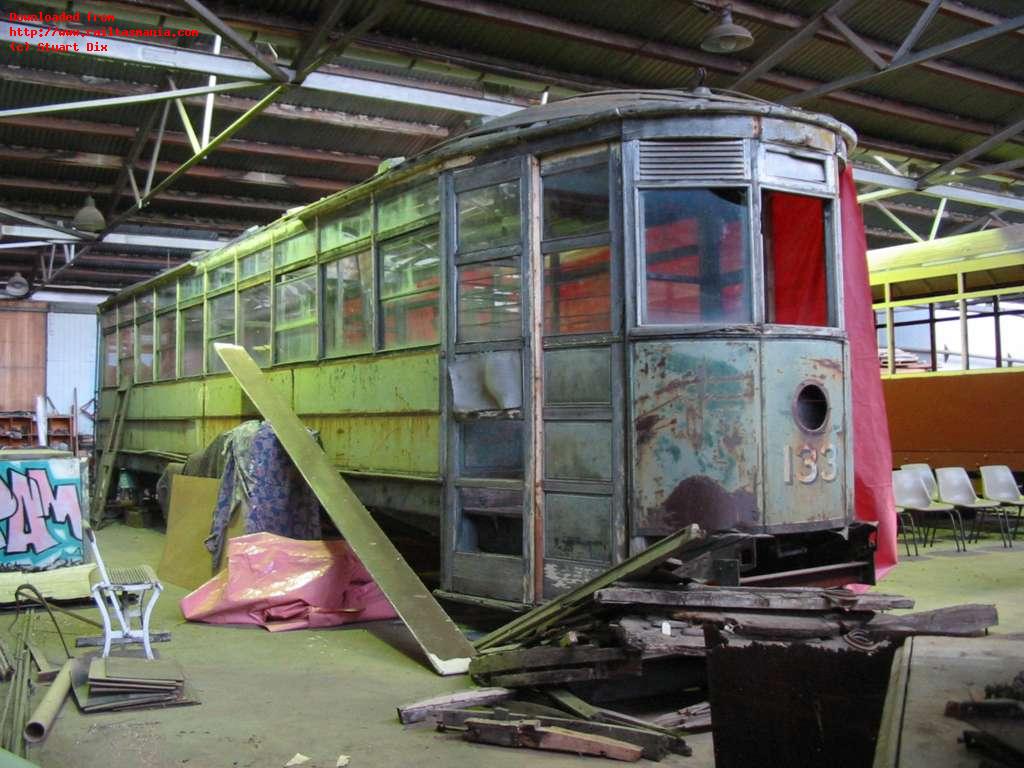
[840,167,898,578]
[181,533,397,631]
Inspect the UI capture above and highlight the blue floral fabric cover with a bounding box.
[205,421,322,569]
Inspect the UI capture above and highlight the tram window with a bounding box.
[380,226,441,348]
[461,420,524,479]
[545,493,612,564]
[102,332,117,387]
[100,308,116,331]
[275,229,316,268]
[543,161,609,240]
[321,204,371,252]
[180,274,203,301]
[118,325,134,383]
[239,283,271,367]
[136,291,154,318]
[324,251,372,356]
[545,347,611,405]
[763,191,829,326]
[457,260,521,343]
[136,319,154,383]
[544,245,611,335]
[208,262,235,291]
[117,300,134,325]
[640,188,750,325]
[457,486,522,557]
[181,305,204,377]
[207,293,235,373]
[157,312,176,380]
[274,267,318,363]
[933,301,963,371]
[378,182,439,232]
[157,283,177,310]
[457,181,520,254]
[239,248,271,279]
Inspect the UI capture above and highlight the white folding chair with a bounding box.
[936,467,1008,548]
[84,525,163,659]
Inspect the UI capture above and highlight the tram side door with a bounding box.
[444,158,535,604]
[443,151,623,606]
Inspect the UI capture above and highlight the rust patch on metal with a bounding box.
[810,357,843,375]
[660,475,759,531]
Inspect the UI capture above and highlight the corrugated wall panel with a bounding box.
[46,313,98,435]
[0,307,46,411]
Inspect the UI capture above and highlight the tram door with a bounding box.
[446,158,534,604]
[445,150,623,605]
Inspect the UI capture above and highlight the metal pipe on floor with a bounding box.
[23,660,72,745]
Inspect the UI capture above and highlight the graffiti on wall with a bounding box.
[0,459,85,569]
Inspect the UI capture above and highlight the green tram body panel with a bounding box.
[97,89,869,606]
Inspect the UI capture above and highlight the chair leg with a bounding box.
[92,587,114,658]
[901,513,920,557]
[140,584,162,660]
[947,510,964,552]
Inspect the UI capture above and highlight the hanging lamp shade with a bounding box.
[701,8,754,53]
[73,196,105,233]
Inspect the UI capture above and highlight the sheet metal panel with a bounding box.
[761,338,847,529]
[632,339,762,536]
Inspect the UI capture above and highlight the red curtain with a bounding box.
[766,192,828,326]
[839,167,898,577]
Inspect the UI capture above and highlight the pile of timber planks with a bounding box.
[398,526,998,762]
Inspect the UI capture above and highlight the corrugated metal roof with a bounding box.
[0,0,1021,289]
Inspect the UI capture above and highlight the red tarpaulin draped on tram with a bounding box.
[839,166,898,577]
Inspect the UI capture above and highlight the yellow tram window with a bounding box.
[380,226,441,348]
[324,251,372,356]
[640,188,750,325]
[206,293,235,373]
[180,305,204,377]
[157,312,176,380]
[274,268,317,363]
[136,318,154,383]
[239,283,272,367]
[102,332,118,387]
[763,191,829,326]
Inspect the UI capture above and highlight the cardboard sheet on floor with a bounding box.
[158,475,244,590]
[0,564,94,604]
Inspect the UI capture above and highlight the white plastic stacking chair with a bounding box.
[892,470,963,551]
[936,467,1008,548]
[902,463,939,500]
[981,465,1024,540]
[84,525,164,659]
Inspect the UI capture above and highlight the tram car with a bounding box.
[97,89,874,608]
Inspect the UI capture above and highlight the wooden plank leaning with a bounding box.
[214,343,476,676]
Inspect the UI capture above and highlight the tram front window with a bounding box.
[763,190,831,327]
[640,188,750,325]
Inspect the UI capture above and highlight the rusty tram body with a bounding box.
[97,90,872,608]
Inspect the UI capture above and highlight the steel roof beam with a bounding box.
[918,114,1024,186]
[0,22,520,117]
[177,0,290,82]
[783,14,1024,106]
[0,206,96,240]
[853,167,1024,214]
[292,0,404,83]
[892,0,942,61]
[0,225,221,251]
[0,80,263,119]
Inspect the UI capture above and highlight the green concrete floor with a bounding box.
[17,525,1024,768]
